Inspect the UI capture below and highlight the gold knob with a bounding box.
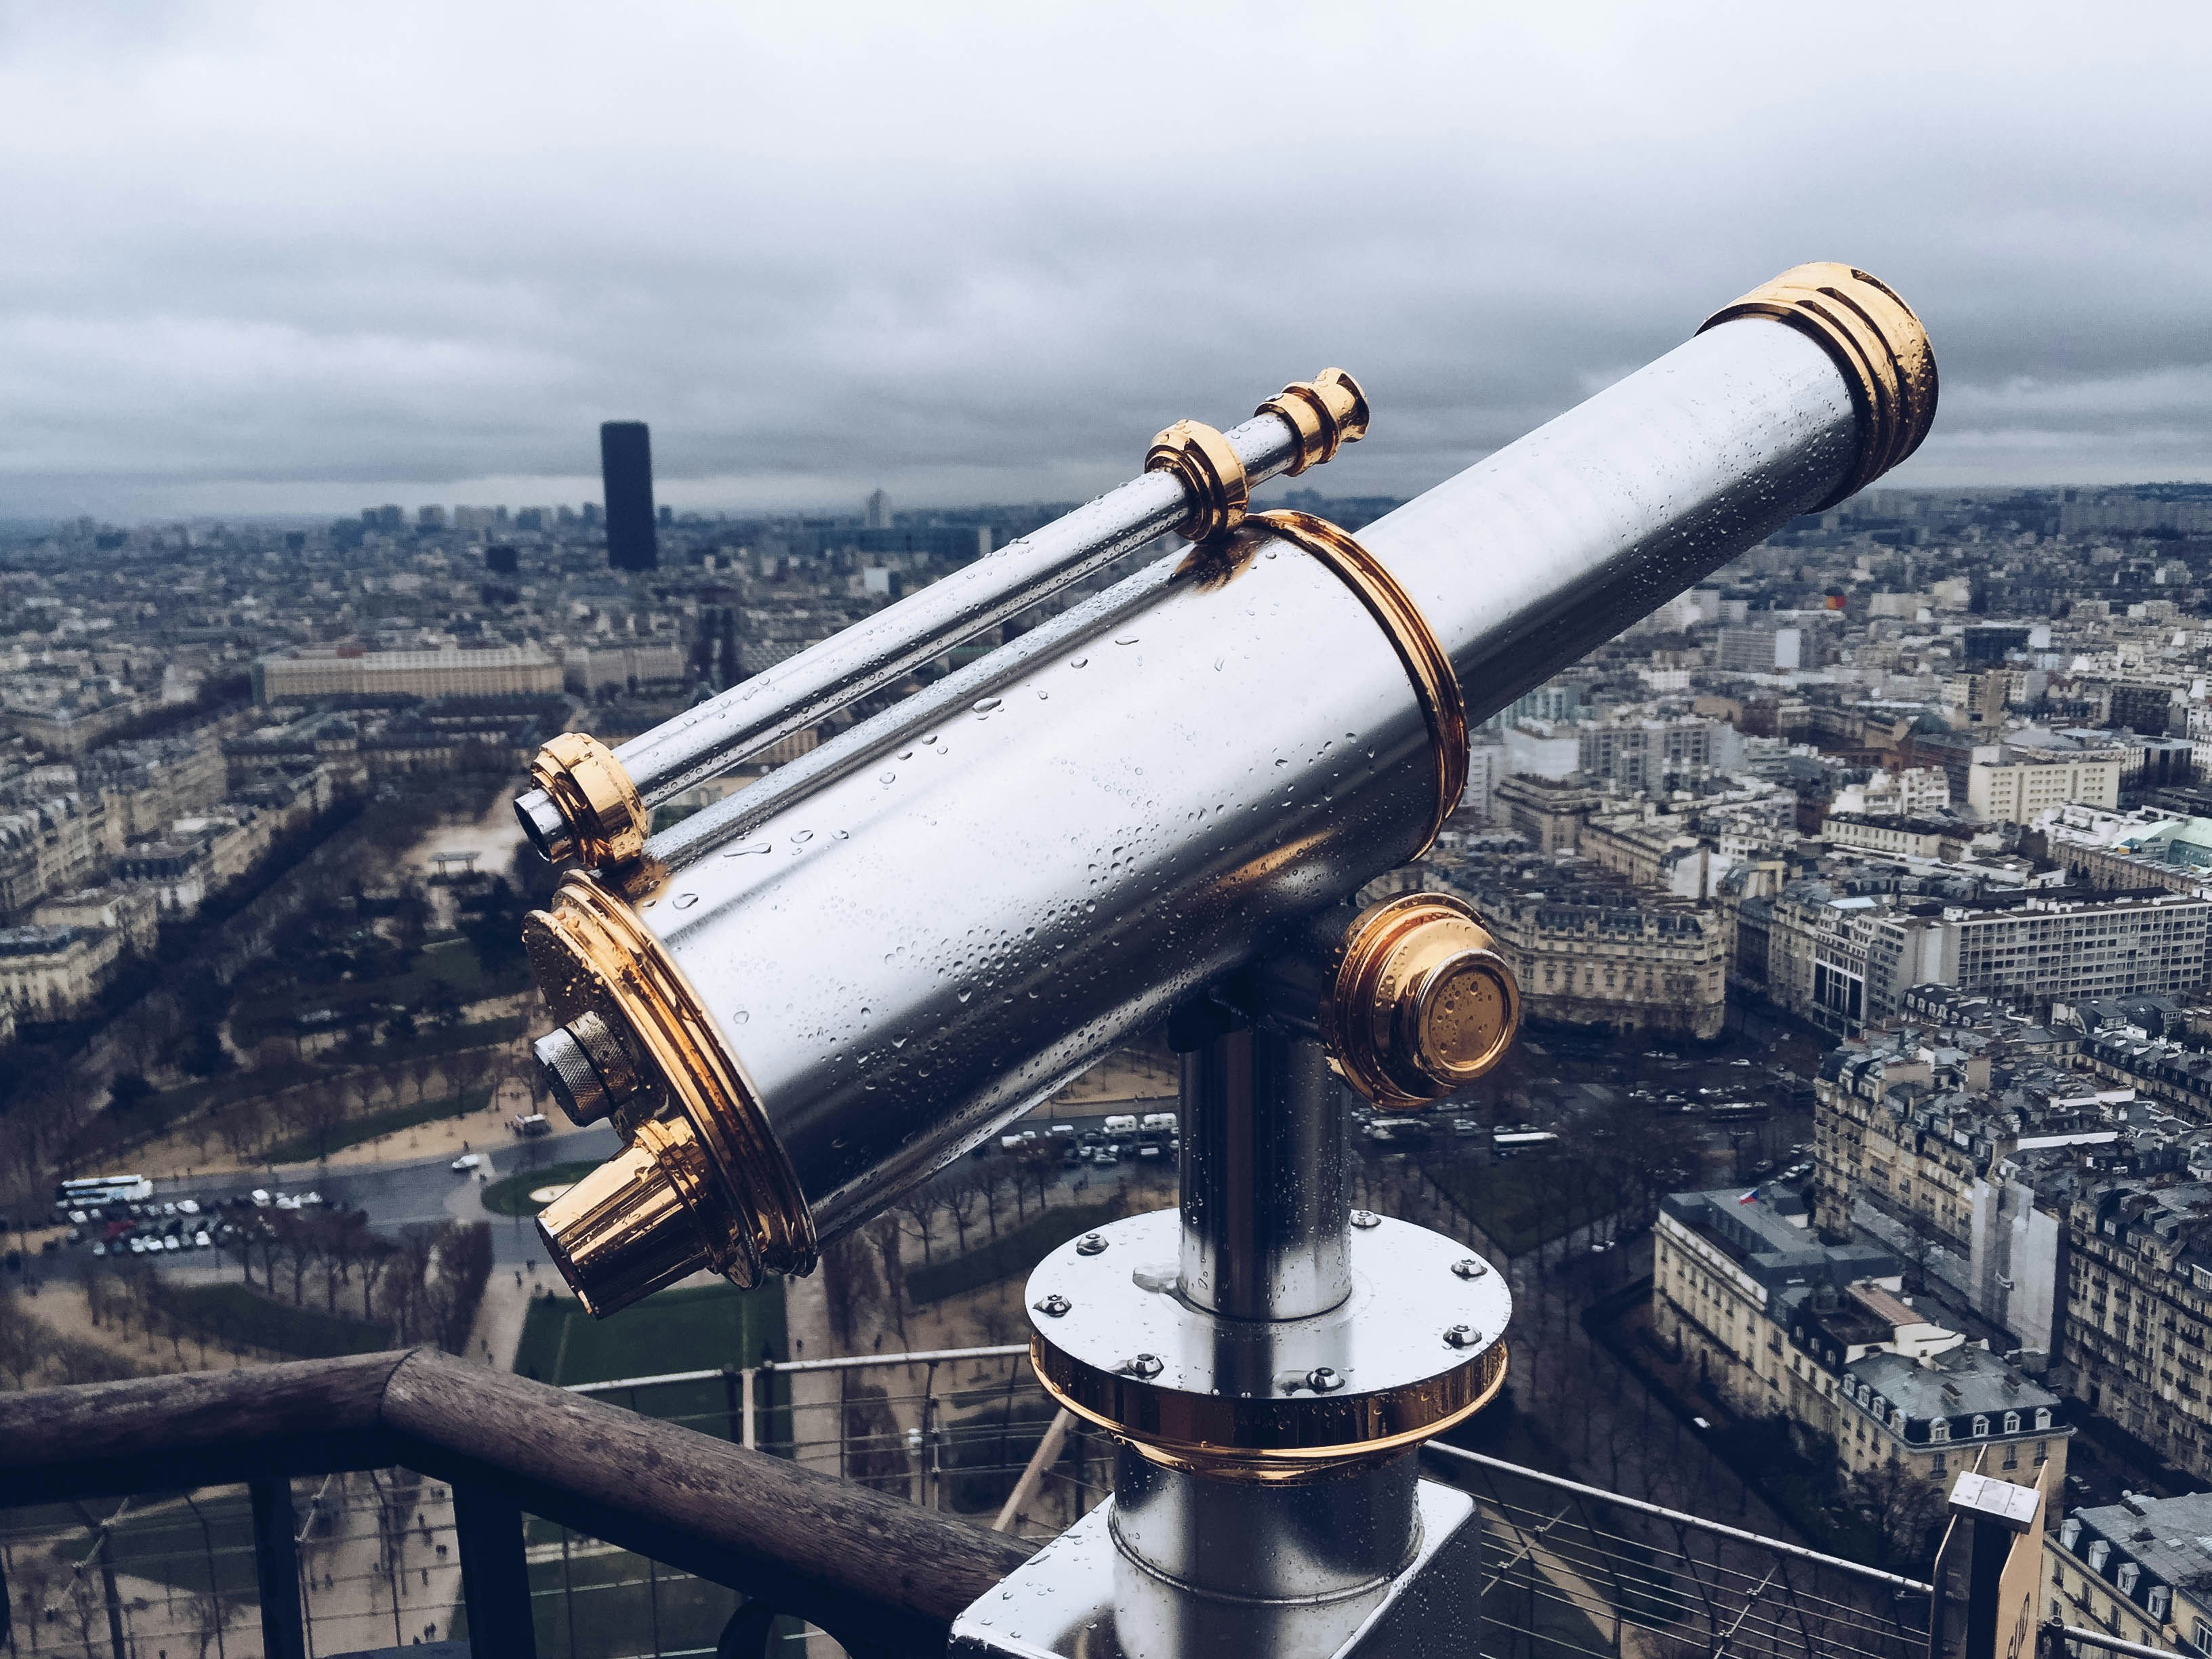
[1324,893,1520,1109]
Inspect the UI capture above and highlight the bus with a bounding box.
[1492,1130,1561,1160]
[55,1174,154,1211]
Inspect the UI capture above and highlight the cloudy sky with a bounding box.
[2,3,2207,520]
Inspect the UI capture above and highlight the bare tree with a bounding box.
[1847,1458,1947,1572]
[943,1173,983,1254]
[865,1216,909,1340]
[895,1190,941,1266]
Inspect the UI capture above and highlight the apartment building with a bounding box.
[1970,754,2123,824]
[1654,1187,2068,1500]
[2064,1182,2212,1479]
[254,644,564,702]
[2049,1493,2212,1654]
[1475,882,1727,1040]
[1759,882,2211,1039]
[0,922,125,1022]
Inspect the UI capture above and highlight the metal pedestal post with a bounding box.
[952,989,1506,1659]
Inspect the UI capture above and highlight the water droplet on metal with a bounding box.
[672,892,698,909]
[972,696,1002,713]
[878,771,896,784]
[724,840,773,857]
[1069,657,1088,669]
[792,830,814,843]
[732,1009,750,1025]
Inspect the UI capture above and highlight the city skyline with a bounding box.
[2,5,2209,519]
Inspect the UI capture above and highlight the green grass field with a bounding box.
[483,1160,603,1216]
[513,1279,788,1386]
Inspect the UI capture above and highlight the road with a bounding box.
[23,1127,624,1286]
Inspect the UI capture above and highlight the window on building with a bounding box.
[2005,1410,2022,1433]
[1931,1420,1951,1443]
[2036,1407,2053,1429]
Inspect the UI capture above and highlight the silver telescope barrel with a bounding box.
[514,370,1370,872]
[524,264,1936,1315]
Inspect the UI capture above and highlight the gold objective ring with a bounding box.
[1250,510,1467,857]
[527,732,651,873]
[1145,419,1249,544]
[1698,262,1938,511]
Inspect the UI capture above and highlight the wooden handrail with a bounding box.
[0,1349,1034,1657]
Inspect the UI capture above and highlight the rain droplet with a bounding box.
[899,749,914,760]
[732,1009,750,1025]
[1036,689,1049,701]
[920,732,939,745]
[792,830,814,843]
[1069,657,1088,669]
[972,696,1002,713]
[724,840,773,857]
[833,829,850,840]
[1214,657,1225,672]
[878,770,896,784]
[1113,634,1139,646]
[673,892,699,909]
[1275,757,1289,767]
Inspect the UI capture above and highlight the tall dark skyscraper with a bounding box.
[599,420,658,571]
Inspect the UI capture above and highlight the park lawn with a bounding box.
[230,937,529,1042]
[513,1279,788,1387]
[483,1160,603,1217]
[261,1088,492,1164]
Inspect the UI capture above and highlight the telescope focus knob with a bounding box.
[1324,893,1520,1109]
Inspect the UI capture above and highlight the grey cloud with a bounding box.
[1,3,2207,518]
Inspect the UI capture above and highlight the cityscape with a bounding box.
[6,423,2212,1651]
[3,8,2209,1659]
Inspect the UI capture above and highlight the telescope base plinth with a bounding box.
[948,1477,1481,1659]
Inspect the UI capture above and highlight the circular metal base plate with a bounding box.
[1027,1210,1509,1479]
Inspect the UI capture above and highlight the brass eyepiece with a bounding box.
[1323,893,1520,1109]
[1260,367,1370,475]
[538,1118,714,1317]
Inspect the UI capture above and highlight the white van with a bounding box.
[1102,1114,1139,1139]
[1139,1112,1178,1135]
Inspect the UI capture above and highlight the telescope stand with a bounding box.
[951,972,1509,1659]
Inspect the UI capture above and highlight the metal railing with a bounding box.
[5,1344,2186,1659]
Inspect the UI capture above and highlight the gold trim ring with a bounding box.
[1145,419,1249,543]
[527,733,651,873]
[1698,262,1938,510]
[1030,1332,1508,1485]
[1258,367,1371,475]
[1250,510,1467,856]
[524,874,816,1290]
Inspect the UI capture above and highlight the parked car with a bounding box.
[451,1153,483,1173]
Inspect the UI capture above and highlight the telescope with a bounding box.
[516,264,1934,1658]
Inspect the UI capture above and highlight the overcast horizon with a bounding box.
[3,3,2209,523]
